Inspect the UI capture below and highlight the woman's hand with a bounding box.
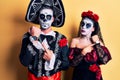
[91,35,99,43]
[81,44,94,55]
[92,35,104,46]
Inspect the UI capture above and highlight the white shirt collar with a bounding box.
[41,30,56,38]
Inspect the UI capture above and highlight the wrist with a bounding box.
[95,40,100,44]
[32,36,38,40]
[94,40,100,46]
[29,36,38,42]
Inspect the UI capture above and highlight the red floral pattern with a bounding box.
[89,64,101,80]
[82,10,99,22]
[84,50,98,63]
[89,64,99,72]
[58,38,67,47]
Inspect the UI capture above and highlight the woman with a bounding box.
[69,10,112,80]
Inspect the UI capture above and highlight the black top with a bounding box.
[69,45,111,80]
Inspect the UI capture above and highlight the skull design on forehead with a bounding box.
[39,8,54,29]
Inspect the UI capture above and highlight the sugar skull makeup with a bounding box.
[80,18,94,36]
[39,8,54,29]
[81,21,92,29]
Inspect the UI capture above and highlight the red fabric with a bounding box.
[89,64,99,72]
[69,48,74,60]
[102,46,112,61]
[28,71,61,80]
[84,50,98,63]
[58,38,67,47]
[89,64,101,80]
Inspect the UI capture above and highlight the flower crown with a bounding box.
[81,10,99,22]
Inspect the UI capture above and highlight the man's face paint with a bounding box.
[80,18,94,36]
[39,8,54,29]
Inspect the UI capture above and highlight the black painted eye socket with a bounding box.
[46,15,52,20]
[81,22,92,29]
[40,14,45,20]
[81,22,85,27]
[40,14,52,20]
[86,23,92,28]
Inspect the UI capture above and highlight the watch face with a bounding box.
[95,40,100,44]
[32,36,38,40]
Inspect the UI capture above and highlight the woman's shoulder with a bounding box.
[70,37,80,47]
[71,37,80,43]
[71,37,85,43]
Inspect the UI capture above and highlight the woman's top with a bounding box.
[69,43,112,80]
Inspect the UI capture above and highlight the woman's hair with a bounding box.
[78,10,104,44]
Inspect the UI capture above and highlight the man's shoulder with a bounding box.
[22,32,30,39]
[54,31,66,38]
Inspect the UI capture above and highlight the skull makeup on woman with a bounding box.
[80,18,94,37]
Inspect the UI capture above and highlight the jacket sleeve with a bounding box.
[19,33,38,66]
[60,45,69,70]
[94,43,112,64]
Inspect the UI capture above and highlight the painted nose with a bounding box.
[43,19,47,22]
[82,25,86,29]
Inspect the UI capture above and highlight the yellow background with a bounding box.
[0,0,119,80]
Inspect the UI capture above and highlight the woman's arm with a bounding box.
[94,44,112,64]
[92,35,112,64]
[69,38,84,67]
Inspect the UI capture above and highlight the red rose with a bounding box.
[93,14,99,22]
[89,64,99,72]
[58,38,67,47]
[81,10,99,22]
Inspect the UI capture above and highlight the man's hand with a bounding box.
[42,44,54,61]
[29,26,41,37]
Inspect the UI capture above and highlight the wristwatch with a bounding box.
[95,40,100,44]
[32,36,38,40]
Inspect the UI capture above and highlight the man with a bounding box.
[19,0,69,80]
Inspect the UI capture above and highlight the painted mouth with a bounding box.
[81,30,85,32]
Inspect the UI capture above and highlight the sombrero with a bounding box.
[25,0,65,27]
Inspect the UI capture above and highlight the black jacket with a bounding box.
[19,31,69,77]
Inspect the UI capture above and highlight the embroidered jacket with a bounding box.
[19,31,69,77]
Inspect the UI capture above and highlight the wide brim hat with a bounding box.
[25,0,65,27]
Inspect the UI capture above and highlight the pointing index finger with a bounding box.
[42,43,49,53]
